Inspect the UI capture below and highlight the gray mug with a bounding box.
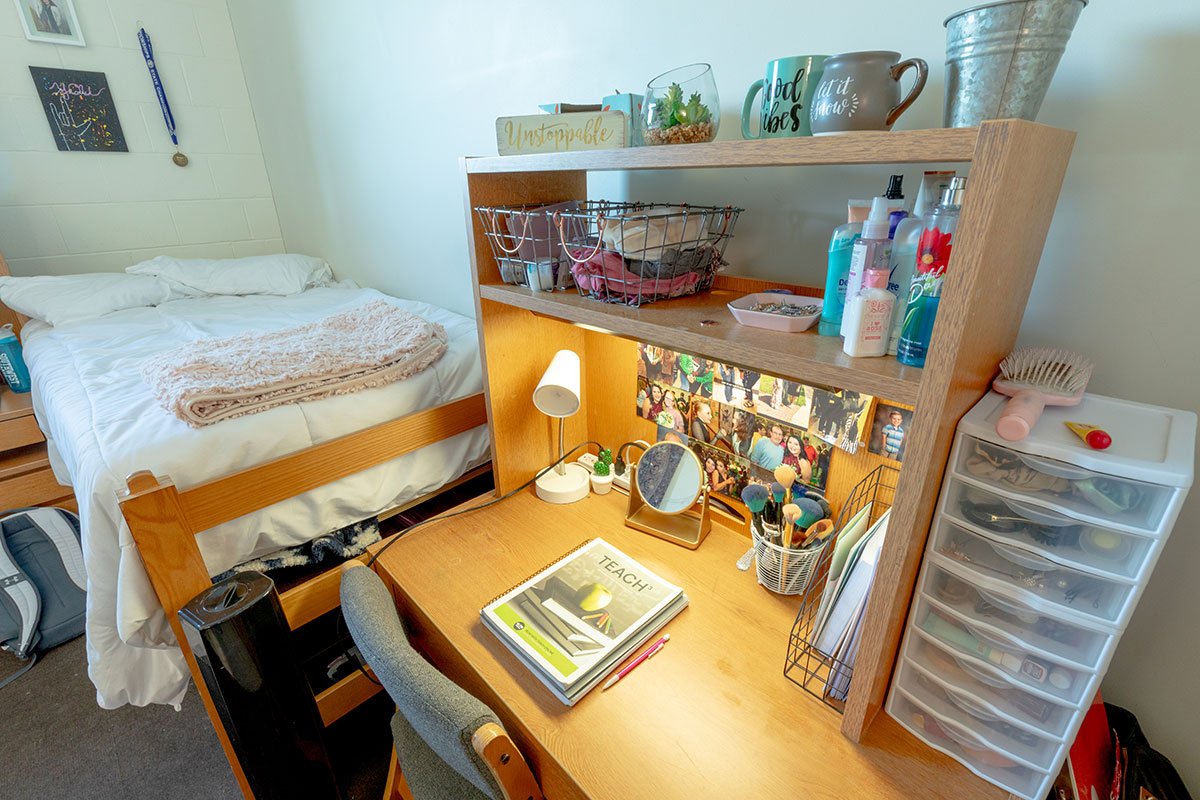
[809,51,928,135]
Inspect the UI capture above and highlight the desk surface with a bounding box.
[373,488,1006,800]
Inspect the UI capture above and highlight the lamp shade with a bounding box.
[532,349,581,418]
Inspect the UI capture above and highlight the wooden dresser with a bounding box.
[0,386,76,513]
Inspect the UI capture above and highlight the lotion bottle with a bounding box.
[840,197,892,339]
[842,268,894,358]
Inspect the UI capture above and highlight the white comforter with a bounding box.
[21,287,489,709]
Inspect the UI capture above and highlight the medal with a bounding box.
[138,27,188,167]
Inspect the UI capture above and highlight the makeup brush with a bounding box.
[781,503,802,547]
[736,484,770,571]
[794,497,824,529]
[993,347,1093,442]
[774,465,797,504]
[799,518,834,548]
[769,482,787,523]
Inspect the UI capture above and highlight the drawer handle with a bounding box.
[1014,451,1094,480]
[1001,496,1078,527]
[988,540,1059,571]
[943,684,1002,723]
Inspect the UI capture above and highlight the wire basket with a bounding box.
[783,463,899,712]
[753,523,830,596]
[553,202,742,307]
[474,201,606,290]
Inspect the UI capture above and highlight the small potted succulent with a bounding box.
[642,63,720,146]
[591,449,614,494]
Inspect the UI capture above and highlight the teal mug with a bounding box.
[741,55,828,139]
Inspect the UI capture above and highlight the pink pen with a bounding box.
[601,634,670,691]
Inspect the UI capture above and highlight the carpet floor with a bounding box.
[0,637,394,800]
[0,470,495,800]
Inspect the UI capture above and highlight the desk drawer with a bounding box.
[930,521,1134,629]
[893,658,1066,771]
[943,479,1158,583]
[919,565,1113,671]
[908,592,1097,707]
[0,415,43,451]
[954,435,1174,535]
[0,465,68,508]
[887,685,1054,800]
[900,632,1079,739]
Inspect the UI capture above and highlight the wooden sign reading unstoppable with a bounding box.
[496,112,627,155]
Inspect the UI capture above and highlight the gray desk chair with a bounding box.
[340,565,544,800]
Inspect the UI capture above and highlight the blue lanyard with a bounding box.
[137,28,178,148]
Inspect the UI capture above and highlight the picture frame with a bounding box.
[13,0,85,47]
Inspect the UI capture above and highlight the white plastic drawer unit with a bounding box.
[893,659,1066,772]
[929,520,1136,629]
[889,391,1194,800]
[887,685,1055,800]
[919,564,1114,672]
[941,479,1159,583]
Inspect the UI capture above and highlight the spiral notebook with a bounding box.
[481,538,688,706]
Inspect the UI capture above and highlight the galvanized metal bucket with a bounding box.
[943,0,1086,127]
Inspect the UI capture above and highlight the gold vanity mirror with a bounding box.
[626,440,711,549]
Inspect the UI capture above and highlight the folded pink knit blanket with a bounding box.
[142,300,447,427]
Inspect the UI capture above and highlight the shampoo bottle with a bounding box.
[840,197,892,339]
[842,268,894,357]
[896,177,967,367]
[816,221,862,336]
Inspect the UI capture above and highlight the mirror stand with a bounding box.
[625,463,712,549]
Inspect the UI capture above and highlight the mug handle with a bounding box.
[886,58,928,127]
[741,79,764,139]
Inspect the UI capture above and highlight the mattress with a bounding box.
[21,287,489,709]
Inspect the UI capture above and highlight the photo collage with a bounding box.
[635,344,875,503]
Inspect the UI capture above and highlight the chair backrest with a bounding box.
[340,565,543,800]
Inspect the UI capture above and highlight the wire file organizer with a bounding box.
[783,462,899,712]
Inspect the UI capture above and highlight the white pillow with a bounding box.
[0,273,172,326]
[127,254,334,297]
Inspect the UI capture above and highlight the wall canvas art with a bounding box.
[13,0,85,46]
[29,67,127,152]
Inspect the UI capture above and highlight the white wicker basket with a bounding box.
[753,524,829,595]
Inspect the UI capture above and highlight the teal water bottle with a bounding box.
[896,178,967,367]
[0,324,31,393]
[817,222,862,336]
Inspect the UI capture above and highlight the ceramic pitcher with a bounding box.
[809,51,928,135]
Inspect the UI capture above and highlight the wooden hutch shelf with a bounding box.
[464,126,980,172]
[479,282,923,405]
[461,120,1076,751]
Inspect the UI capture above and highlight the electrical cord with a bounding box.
[364,439,601,569]
[614,440,648,477]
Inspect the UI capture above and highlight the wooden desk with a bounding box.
[372,488,1007,800]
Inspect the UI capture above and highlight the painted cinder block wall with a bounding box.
[0,0,282,275]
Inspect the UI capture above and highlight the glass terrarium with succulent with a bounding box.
[641,63,720,146]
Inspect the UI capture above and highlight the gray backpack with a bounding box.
[0,507,86,688]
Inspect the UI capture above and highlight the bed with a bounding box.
[0,256,490,718]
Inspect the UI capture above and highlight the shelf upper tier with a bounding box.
[465,127,980,173]
[479,283,922,405]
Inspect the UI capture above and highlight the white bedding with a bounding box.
[21,287,489,709]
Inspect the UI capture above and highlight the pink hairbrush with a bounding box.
[993,347,1093,441]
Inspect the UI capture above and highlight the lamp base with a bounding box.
[535,462,591,504]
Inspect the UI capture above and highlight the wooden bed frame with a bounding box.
[0,250,490,799]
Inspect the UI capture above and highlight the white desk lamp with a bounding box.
[532,349,590,504]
